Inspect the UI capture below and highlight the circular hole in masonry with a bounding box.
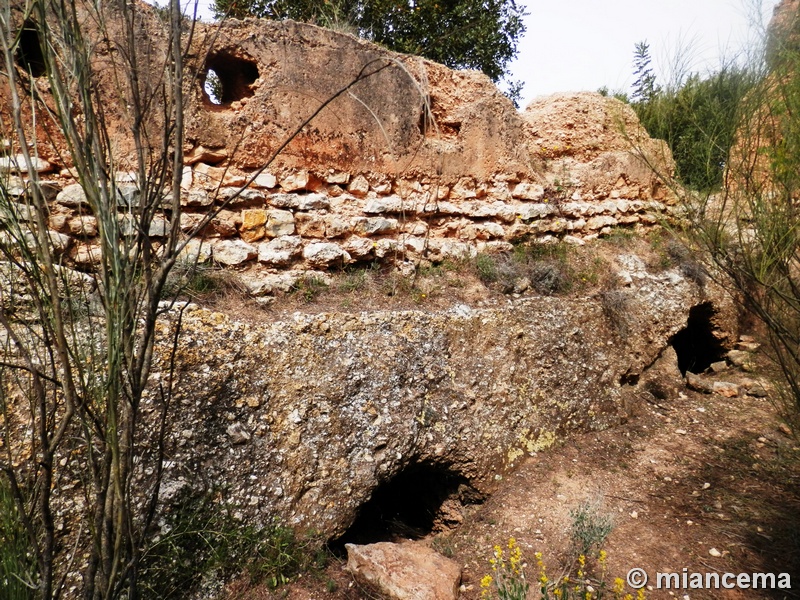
[670,302,728,375]
[202,49,259,107]
[330,461,481,553]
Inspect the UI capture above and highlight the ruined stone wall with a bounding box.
[1,9,677,291]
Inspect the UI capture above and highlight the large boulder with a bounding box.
[345,542,461,600]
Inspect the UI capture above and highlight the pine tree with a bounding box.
[631,41,659,102]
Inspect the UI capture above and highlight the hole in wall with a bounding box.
[670,302,728,375]
[16,20,46,77]
[330,461,480,552]
[202,49,259,106]
[418,95,433,136]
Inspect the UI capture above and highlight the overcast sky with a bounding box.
[512,0,780,106]
[186,0,781,107]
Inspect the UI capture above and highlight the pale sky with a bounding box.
[512,0,780,106]
[186,0,781,107]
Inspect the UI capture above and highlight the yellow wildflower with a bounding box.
[613,577,625,594]
[636,589,646,600]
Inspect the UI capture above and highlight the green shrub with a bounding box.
[291,274,329,302]
[0,480,36,600]
[569,501,614,557]
[632,60,757,191]
[139,489,313,599]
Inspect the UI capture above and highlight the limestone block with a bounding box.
[254,171,277,189]
[181,190,213,207]
[451,177,477,199]
[586,215,618,230]
[712,381,740,397]
[4,176,26,198]
[194,163,247,188]
[460,222,505,241]
[48,231,72,253]
[511,182,544,200]
[269,193,330,211]
[258,236,303,266]
[211,210,242,237]
[325,171,350,185]
[343,236,375,260]
[241,209,267,231]
[324,216,350,238]
[403,235,427,254]
[685,372,714,394]
[303,242,350,267]
[56,183,88,207]
[727,349,750,367]
[395,178,423,198]
[73,244,103,266]
[352,217,398,236]
[115,184,140,207]
[280,170,322,192]
[517,203,556,220]
[68,215,98,237]
[212,239,257,265]
[240,209,268,242]
[348,175,370,197]
[0,154,52,174]
[345,542,460,600]
[295,213,326,238]
[374,238,398,258]
[402,221,428,236]
[0,203,37,223]
[461,201,516,222]
[364,195,404,214]
[193,163,224,187]
[49,213,69,232]
[423,201,461,216]
[118,215,170,237]
[181,166,193,190]
[177,239,212,265]
[476,240,514,254]
[217,186,266,205]
[265,209,295,237]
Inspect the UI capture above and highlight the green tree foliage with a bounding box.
[212,0,527,85]
[634,66,756,190]
[629,39,757,191]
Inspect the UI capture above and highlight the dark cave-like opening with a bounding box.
[670,302,728,375]
[330,461,479,552]
[202,50,259,106]
[16,21,47,78]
